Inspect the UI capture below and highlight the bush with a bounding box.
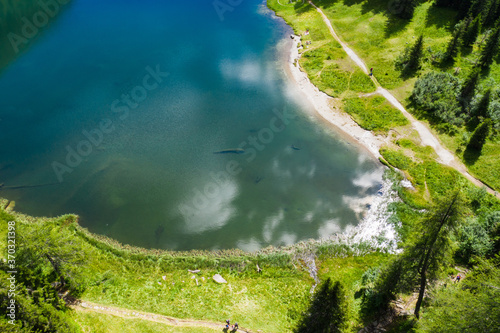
[487,92,500,129]
[380,148,413,170]
[411,71,462,125]
[455,218,493,264]
[417,260,500,333]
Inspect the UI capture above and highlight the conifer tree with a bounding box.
[463,15,481,47]
[364,194,465,319]
[459,69,480,111]
[478,26,500,69]
[443,21,465,63]
[473,89,492,118]
[467,119,492,151]
[482,0,500,28]
[412,194,464,318]
[406,35,424,70]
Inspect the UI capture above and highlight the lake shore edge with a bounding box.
[276,23,386,161]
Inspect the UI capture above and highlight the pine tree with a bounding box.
[463,15,481,47]
[481,0,500,29]
[413,194,464,318]
[478,26,500,69]
[473,89,492,118]
[467,119,492,151]
[443,21,465,63]
[406,35,424,70]
[459,69,480,111]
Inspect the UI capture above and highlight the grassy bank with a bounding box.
[268,0,500,192]
[0,201,391,332]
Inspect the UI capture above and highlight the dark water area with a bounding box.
[0,0,384,250]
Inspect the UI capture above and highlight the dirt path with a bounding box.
[307,0,496,195]
[71,300,254,332]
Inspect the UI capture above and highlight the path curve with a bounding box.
[72,300,254,332]
[307,0,496,195]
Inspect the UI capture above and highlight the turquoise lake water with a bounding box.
[0,0,385,250]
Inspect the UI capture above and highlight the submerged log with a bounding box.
[213,148,245,154]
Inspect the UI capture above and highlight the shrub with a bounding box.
[455,218,493,264]
[411,71,462,124]
[488,94,500,129]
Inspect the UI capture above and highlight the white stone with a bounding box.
[213,274,227,284]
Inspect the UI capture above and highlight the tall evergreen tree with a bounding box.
[482,0,500,28]
[467,119,492,151]
[459,69,481,111]
[473,89,492,118]
[478,26,500,68]
[443,21,465,63]
[463,15,481,47]
[406,35,425,71]
[367,194,464,319]
[412,194,464,318]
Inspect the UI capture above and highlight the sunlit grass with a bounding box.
[343,95,409,134]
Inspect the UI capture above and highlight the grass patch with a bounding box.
[379,148,413,170]
[466,139,500,191]
[343,95,409,133]
[269,0,376,96]
[317,253,391,331]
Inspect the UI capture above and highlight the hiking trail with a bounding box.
[306,0,496,195]
[71,300,255,332]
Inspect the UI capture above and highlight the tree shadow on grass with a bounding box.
[463,145,482,165]
[424,5,457,29]
[384,14,412,38]
[398,66,419,80]
[294,278,346,333]
[294,1,314,15]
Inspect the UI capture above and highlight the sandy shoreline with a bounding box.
[282,35,387,161]
[277,35,400,251]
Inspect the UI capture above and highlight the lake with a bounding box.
[0,0,384,250]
